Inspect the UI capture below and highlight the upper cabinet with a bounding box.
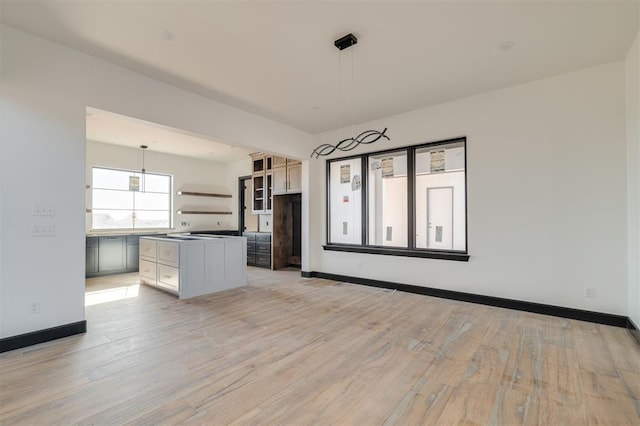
[271,155,287,169]
[250,153,273,214]
[250,153,302,213]
[272,158,302,195]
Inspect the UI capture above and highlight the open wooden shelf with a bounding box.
[177,191,232,198]
[177,210,232,215]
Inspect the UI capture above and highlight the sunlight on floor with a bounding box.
[85,284,140,306]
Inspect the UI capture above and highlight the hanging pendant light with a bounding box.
[140,144,147,193]
[311,33,390,158]
[130,144,148,192]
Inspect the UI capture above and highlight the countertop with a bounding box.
[87,229,242,237]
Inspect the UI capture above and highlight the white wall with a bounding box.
[0,25,313,339]
[1,22,635,342]
[309,60,629,315]
[627,25,640,327]
[86,141,251,233]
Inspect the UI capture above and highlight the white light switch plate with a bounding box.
[33,224,55,237]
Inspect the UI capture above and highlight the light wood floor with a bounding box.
[1,268,639,425]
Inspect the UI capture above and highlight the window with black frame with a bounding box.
[327,157,363,245]
[367,150,408,248]
[325,137,468,261]
[91,167,172,230]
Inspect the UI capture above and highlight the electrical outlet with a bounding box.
[30,302,41,314]
[584,287,596,298]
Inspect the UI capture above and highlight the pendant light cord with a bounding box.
[351,43,355,139]
[338,42,356,141]
[140,145,148,193]
[338,50,342,142]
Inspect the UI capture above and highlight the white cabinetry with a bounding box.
[139,259,157,282]
[139,236,247,299]
[139,238,181,296]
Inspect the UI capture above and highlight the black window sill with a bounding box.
[322,244,470,261]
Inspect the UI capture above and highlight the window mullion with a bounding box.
[408,148,415,250]
[361,154,367,247]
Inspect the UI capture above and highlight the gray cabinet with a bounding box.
[98,236,126,272]
[86,237,98,275]
[86,234,142,277]
[126,236,140,272]
[245,232,271,268]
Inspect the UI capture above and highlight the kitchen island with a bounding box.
[139,235,247,299]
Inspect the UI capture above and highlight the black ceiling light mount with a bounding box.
[334,33,358,50]
[311,32,390,159]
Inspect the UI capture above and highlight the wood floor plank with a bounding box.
[579,370,640,425]
[1,267,638,425]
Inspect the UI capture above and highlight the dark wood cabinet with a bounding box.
[272,193,302,269]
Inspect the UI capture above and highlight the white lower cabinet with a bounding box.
[139,236,247,299]
[157,263,180,292]
[139,259,157,282]
[140,238,157,261]
[157,241,179,267]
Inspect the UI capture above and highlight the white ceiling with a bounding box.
[2,1,638,145]
[86,108,253,163]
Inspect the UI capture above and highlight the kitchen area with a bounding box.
[85,108,302,300]
[244,152,302,270]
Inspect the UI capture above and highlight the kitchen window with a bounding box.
[91,167,172,230]
[325,137,468,261]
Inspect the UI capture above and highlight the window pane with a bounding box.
[92,189,134,210]
[368,151,408,247]
[93,168,131,190]
[92,209,134,229]
[328,158,362,244]
[135,192,170,211]
[415,142,466,251]
[135,210,170,229]
[143,173,171,193]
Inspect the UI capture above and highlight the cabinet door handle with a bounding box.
[164,274,172,279]
[164,250,171,255]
